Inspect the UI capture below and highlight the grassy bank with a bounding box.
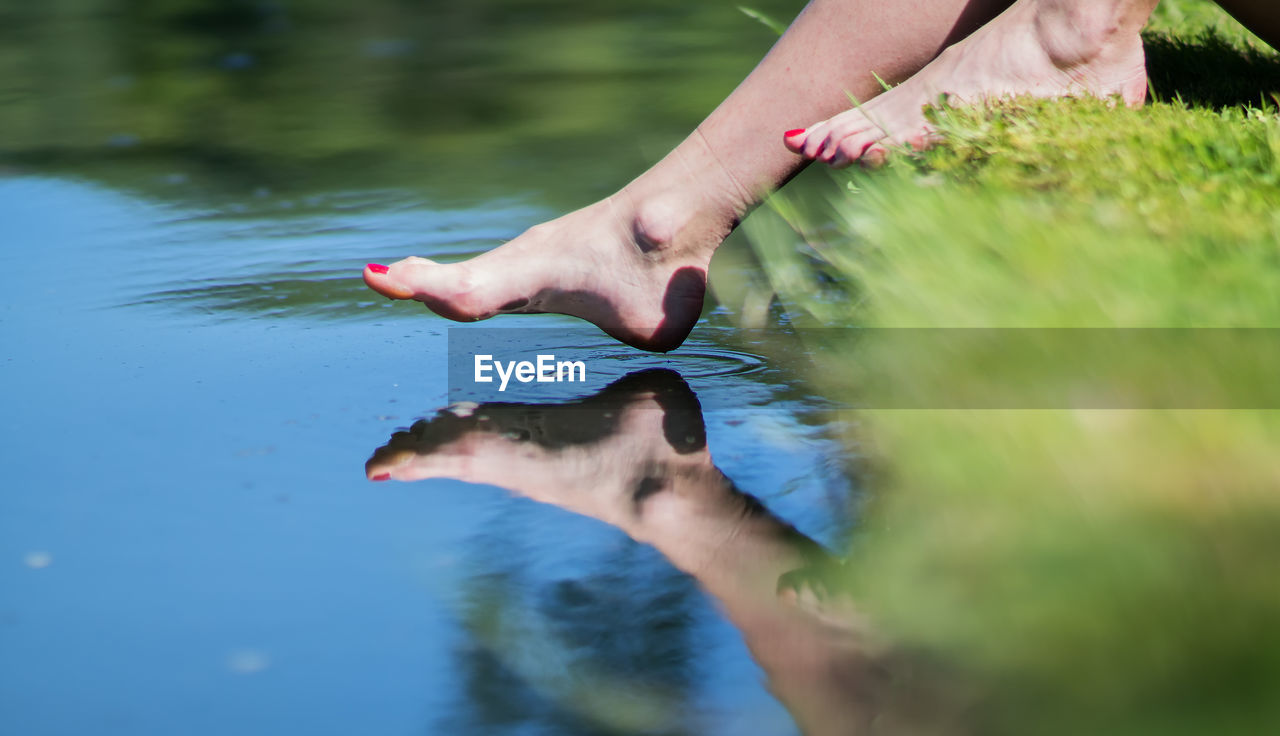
[726,1,1280,732]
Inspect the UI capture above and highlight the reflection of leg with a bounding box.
[365,371,886,735]
[364,0,1014,350]
[634,488,886,736]
[1214,0,1280,50]
[788,0,1158,166]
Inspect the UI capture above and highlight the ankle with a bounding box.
[624,187,737,261]
[1031,0,1150,68]
[620,128,757,258]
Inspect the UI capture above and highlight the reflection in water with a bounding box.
[367,369,893,735]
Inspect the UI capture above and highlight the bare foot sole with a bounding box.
[785,0,1150,166]
[363,196,727,353]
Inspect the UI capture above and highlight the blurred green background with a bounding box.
[0,0,803,208]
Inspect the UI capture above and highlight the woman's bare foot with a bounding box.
[785,0,1153,166]
[363,141,746,353]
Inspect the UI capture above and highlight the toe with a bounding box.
[783,127,808,153]
[818,131,859,164]
[365,446,418,481]
[363,261,418,300]
[365,459,395,482]
[890,125,940,153]
[857,143,890,169]
[827,130,883,168]
[812,112,881,163]
[801,122,836,159]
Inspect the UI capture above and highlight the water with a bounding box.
[0,2,866,734]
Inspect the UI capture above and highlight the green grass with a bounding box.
[723,1,1280,733]
[824,98,1280,328]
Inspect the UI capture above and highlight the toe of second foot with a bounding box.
[783,127,809,153]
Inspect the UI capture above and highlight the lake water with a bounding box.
[0,2,868,734]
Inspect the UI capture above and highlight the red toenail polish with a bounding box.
[785,128,806,137]
[367,263,389,274]
[371,473,390,481]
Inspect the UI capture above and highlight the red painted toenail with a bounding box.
[367,263,389,274]
[784,128,806,137]
[371,473,390,481]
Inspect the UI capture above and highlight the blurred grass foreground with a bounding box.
[722,1,1280,733]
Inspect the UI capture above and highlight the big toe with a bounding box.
[363,257,502,322]
[363,262,418,300]
[783,127,809,153]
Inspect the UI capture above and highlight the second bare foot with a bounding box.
[785,0,1152,166]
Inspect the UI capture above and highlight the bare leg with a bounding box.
[788,0,1159,166]
[1214,0,1280,50]
[364,0,1013,351]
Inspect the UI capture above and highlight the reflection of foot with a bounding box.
[785,0,1149,166]
[365,369,716,526]
[363,193,726,352]
[364,368,825,571]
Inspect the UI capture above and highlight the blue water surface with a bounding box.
[1,175,854,736]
